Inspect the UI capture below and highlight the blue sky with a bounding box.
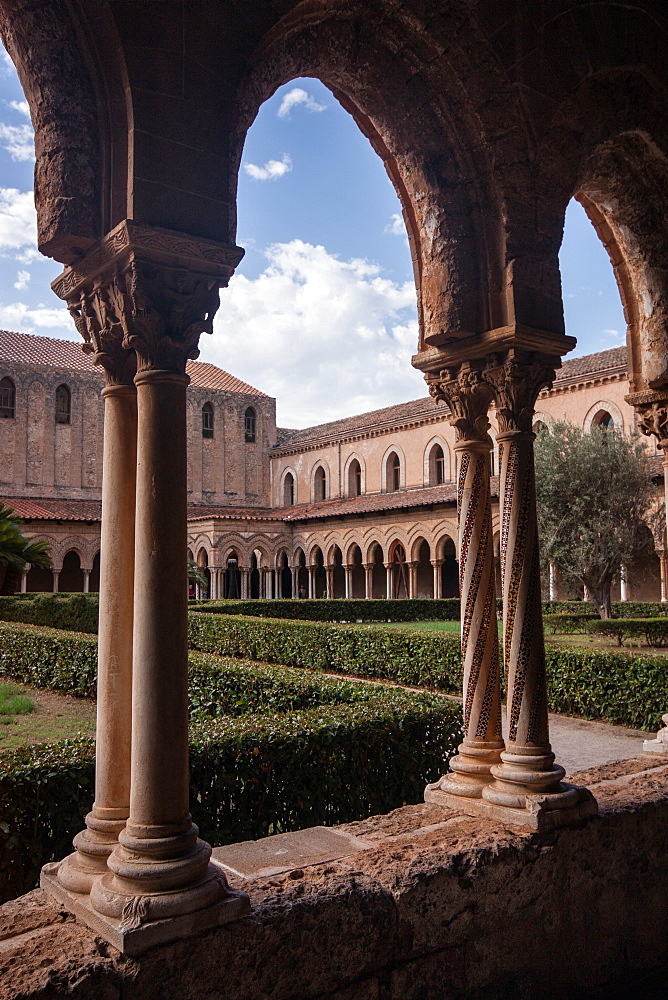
[0,64,626,426]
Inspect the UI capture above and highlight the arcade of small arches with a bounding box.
[19,542,100,594]
[188,528,480,602]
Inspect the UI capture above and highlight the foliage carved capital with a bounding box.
[426,364,493,444]
[633,399,668,450]
[52,220,244,380]
[483,350,555,435]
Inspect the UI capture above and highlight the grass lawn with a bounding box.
[366,620,462,633]
[0,683,96,754]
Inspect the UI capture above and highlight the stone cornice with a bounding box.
[539,368,627,397]
[272,410,450,457]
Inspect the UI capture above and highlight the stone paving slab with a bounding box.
[545,713,648,774]
[211,826,374,879]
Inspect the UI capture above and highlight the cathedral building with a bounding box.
[0,330,663,601]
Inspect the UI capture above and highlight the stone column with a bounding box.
[384,563,393,599]
[659,551,668,603]
[20,567,28,593]
[627,397,668,751]
[44,219,249,950]
[344,565,352,599]
[82,569,91,594]
[620,565,628,602]
[291,566,299,598]
[308,566,315,599]
[52,569,60,593]
[549,563,557,601]
[325,566,334,599]
[58,366,137,894]
[424,364,504,802]
[240,568,250,600]
[481,351,596,822]
[432,559,443,599]
[364,562,373,599]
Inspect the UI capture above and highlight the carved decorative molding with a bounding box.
[632,399,668,450]
[483,351,556,435]
[426,364,493,443]
[53,220,245,375]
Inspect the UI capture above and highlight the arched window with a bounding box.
[202,402,214,438]
[284,471,295,506]
[386,451,401,492]
[55,384,71,424]
[593,409,615,431]
[428,444,445,486]
[244,407,256,443]
[314,465,327,502]
[348,459,362,497]
[533,420,547,435]
[0,377,15,419]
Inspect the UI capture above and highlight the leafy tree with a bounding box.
[534,422,659,618]
[0,502,51,594]
[188,558,209,596]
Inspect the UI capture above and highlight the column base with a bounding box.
[57,810,127,895]
[41,861,250,955]
[644,715,668,754]
[425,780,598,832]
[436,740,504,799]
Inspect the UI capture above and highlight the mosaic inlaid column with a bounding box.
[482,351,594,813]
[630,396,668,751]
[425,364,504,800]
[58,336,137,894]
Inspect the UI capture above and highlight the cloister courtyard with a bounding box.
[2,1,668,998]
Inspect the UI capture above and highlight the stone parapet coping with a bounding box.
[2,753,668,999]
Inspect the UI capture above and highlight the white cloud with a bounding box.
[203,239,423,426]
[385,213,405,236]
[601,327,625,344]
[13,268,30,290]
[243,153,292,181]
[0,299,71,336]
[277,87,327,119]
[0,188,36,249]
[7,99,29,119]
[0,122,33,161]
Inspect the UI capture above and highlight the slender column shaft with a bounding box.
[92,371,225,923]
[408,562,417,599]
[344,565,352,599]
[325,566,334,598]
[483,428,569,806]
[58,385,137,893]
[432,559,443,599]
[241,568,249,599]
[83,569,91,594]
[438,437,503,797]
[385,564,392,600]
[549,563,557,601]
[52,570,59,593]
[20,568,28,593]
[308,566,315,599]
[291,566,298,598]
[660,553,668,603]
[620,566,628,602]
[364,563,372,599]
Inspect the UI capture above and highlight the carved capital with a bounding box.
[426,363,494,444]
[483,350,556,435]
[53,220,244,376]
[632,399,668,450]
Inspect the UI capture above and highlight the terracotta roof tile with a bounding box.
[4,498,103,522]
[553,346,627,383]
[0,330,267,396]
[276,397,442,449]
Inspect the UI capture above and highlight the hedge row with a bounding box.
[0,622,460,901]
[188,613,464,692]
[543,614,599,634]
[542,600,668,618]
[587,618,668,648]
[193,597,462,621]
[0,594,98,633]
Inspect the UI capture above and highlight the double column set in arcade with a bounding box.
[420,347,597,829]
[40,220,250,953]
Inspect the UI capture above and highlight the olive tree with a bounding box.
[534,421,659,618]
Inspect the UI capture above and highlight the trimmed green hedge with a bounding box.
[0,622,460,902]
[542,600,668,618]
[0,594,98,633]
[545,644,668,731]
[586,618,668,648]
[543,614,598,634]
[193,597,462,621]
[188,613,464,692]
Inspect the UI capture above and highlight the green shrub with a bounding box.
[543,613,598,634]
[0,621,460,901]
[545,645,668,731]
[0,695,458,902]
[193,598,462,622]
[542,600,668,618]
[586,617,668,648]
[0,594,98,633]
[188,613,464,692]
